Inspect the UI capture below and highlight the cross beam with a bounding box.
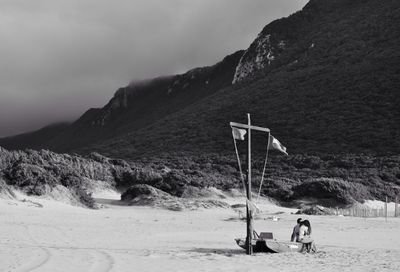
[230,122,270,133]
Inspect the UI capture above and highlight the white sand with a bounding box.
[1,193,400,272]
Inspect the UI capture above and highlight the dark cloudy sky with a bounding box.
[0,0,308,137]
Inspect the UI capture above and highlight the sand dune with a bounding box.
[1,193,399,272]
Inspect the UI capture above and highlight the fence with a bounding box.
[335,196,400,219]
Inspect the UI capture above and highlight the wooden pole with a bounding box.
[245,113,253,255]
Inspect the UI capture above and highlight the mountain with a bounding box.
[1,0,400,159]
[84,0,400,159]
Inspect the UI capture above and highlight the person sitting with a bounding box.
[290,218,302,242]
[298,220,317,253]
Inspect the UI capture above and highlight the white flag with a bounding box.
[232,127,247,140]
[246,199,260,214]
[269,135,288,155]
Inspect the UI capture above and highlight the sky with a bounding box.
[0,0,308,137]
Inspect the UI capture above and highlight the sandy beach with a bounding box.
[1,192,399,272]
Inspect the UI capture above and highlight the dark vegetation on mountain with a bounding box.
[0,0,399,206]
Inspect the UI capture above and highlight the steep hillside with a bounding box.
[84,0,400,159]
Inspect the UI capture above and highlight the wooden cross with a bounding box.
[230,113,270,255]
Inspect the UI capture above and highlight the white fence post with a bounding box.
[385,196,388,222]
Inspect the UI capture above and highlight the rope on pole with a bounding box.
[232,128,246,193]
[257,132,271,202]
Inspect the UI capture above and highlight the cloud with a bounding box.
[0,0,308,137]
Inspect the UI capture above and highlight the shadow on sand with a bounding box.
[94,197,129,206]
[188,247,245,256]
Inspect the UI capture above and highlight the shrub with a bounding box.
[293,178,371,204]
[262,178,299,201]
[73,187,96,208]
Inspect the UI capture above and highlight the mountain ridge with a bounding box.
[82,0,400,159]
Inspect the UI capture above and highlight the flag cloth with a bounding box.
[269,135,288,155]
[246,199,260,214]
[232,127,247,140]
